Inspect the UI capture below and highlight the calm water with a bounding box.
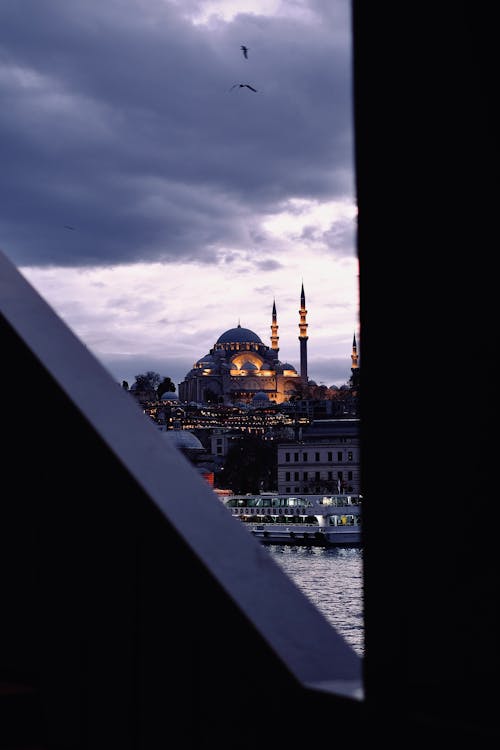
[266,546,364,657]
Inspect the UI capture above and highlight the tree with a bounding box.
[134,371,162,392]
[121,380,129,390]
[221,435,277,494]
[157,376,176,399]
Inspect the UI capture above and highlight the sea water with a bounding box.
[266,545,364,657]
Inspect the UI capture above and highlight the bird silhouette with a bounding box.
[229,83,257,92]
[241,45,248,59]
[63,225,76,230]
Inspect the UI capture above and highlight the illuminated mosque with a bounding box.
[178,284,311,406]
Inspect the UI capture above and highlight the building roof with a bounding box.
[302,419,360,438]
[161,429,205,451]
[216,324,262,345]
[252,391,270,403]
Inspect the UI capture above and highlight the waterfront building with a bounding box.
[276,418,360,495]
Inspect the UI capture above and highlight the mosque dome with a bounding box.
[252,391,270,404]
[159,390,179,400]
[280,362,297,372]
[241,361,258,370]
[196,353,214,365]
[216,325,262,345]
[161,429,204,451]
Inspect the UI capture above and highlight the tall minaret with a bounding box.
[298,282,308,382]
[350,331,360,390]
[270,299,279,353]
[351,332,359,370]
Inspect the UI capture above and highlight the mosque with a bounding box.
[178,284,311,406]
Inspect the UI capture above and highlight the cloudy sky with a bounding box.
[1,0,359,391]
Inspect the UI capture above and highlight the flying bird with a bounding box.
[63,225,76,230]
[229,83,257,92]
[241,45,248,59]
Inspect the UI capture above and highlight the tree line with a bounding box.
[122,370,176,400]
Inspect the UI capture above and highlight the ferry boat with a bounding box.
[217,492,362,547]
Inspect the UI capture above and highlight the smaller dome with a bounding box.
[241,361,258,370]
[308,380,318,387]
[329,384,339,390]
[162,429,204,451]
[196,353,214,365]
[280,362,297,371]
[160,391,179,400]
[252,391,270,403]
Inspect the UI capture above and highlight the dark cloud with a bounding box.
[316,214,357,256]
[0,0,354,268]
[255,258,284,271]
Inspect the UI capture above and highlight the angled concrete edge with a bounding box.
[0,249,363,700]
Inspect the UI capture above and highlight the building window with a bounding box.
[285,487,291,493]
[328,471,333,480]
[315,471,320,481]
[216,447,223,455]
[285,471,290,481]
[294,487,299,492]
[328,451,333,461]
[338,471,343,480]
[303,471,308,480]
[337,451,343,461]
[348,471,353,480]
[348,451,353,461]
[315,452,320,461]
[303,452,308,462]
[294,472,299,481]
[294,452,299,461]
[285,452,290,462]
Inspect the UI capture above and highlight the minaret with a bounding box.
[298,282,308,382]
[350,332,360,391]
[270,299,279,353]
[351,333,359,370]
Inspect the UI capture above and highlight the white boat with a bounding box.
[218,492,362,547]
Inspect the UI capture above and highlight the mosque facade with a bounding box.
[178,284,310,406]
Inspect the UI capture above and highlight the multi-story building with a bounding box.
[277,419,360,495]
